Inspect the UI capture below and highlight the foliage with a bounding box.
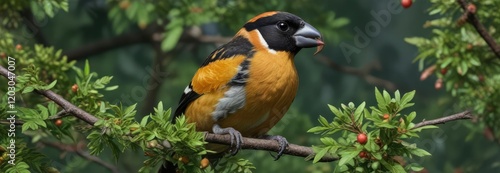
[405,0,500,155]
[309,89,435,173]
[2,0,498,172]
[105,0,348,51]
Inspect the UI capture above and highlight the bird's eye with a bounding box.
[276,21,289,32]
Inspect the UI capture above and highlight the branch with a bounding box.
[47,110,70,120]
[63,25,231,62]
[204,133,338,162]
[63,25,162,61]
[40,141,120,173]
[412,110,473,129]
[0,64,472,163]
[316,54,397,90]
[456,0,500,59]
[0,65,98,125]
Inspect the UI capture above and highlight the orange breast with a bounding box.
[218,51,298,137]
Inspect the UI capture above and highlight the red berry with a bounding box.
[440,68,448,75]
[467,4,476,14]
[357,133,367,145]
[15,44,22,51]
[359,151,369,158]
[383,114,390,119]
[55,119,62,126]
[71,84,79,93]
[401,0,412,9]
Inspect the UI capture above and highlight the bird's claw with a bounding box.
[212,124,243,156]
[261,135,289,160]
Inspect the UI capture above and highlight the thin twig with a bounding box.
[40,141,120,173]
[456,0,500,59]
[412,110,473,129]
[204,133,338,162]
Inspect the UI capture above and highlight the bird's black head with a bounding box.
[243,11,323,54]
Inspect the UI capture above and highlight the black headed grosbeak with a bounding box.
[160,11,323,172]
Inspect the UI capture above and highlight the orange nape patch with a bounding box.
[246,11,278,23]
[191,55,246,94]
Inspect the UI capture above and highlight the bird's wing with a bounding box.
[172,36,254,122]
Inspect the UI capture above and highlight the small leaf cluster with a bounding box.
[0,0,68,29]
[105,0,349,52]
[86,101,210,173]
[0,136,58,173]
[213,157,256,173]
[405,0,500,145]
[308,88,435,173]
[70,60,118,114]
[107,0,227,51]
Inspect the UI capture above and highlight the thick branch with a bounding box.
[316,54,397,90]
[413,110,473,129]
[456,0,500,59]
[204,133,338,162]
[41,141,120,173]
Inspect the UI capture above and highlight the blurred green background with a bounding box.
[5,0,500,172]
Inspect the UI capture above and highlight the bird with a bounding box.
[159,11,323,172]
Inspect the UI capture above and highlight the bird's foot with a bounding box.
[260,135,289,160]
[212,124,243,156]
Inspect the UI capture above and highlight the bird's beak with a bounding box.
[293,22,324,55]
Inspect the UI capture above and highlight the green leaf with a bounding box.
[338,148,361,166]
[48,102,57,115]
[409,148,431,157]
[404,37,427,46]
[320,137,336,145]
[408,163,424,171]
[22,86,35,94]
[161,23,184,51]
[380,159,406,173]
[313,146,329,163]
[440,58,453,68]
[318,115,329,126]
[354,102,365,119]
[307,126,330,133]
[140,116,149,127]
[5,162,30,173]
[375,88,386,106]
[394,90,401,102]
[328,104,343,117]
[43,80,57,90]
[400,90,416,107]
[43,1,54,17]
[406,111,416,123]
[411,125,438,132]
[84,60,90,77]
[105,85,119,91]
